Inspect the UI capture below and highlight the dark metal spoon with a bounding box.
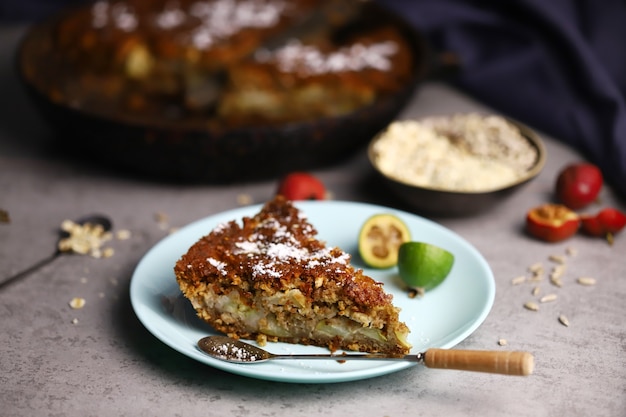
[0,214,112,290]
[198,335,534,375]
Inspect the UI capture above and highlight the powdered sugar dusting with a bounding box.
[255,40,399,76]
[91,1,138,31]
[211,340,262,362]
[205,205,352,280]
[207,257,228,275]
[188,0,288,49]
[90,0,289,49]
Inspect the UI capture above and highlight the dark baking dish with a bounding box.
[17,1,434,183]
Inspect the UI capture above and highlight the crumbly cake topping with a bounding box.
[179,197,392,308]
[198,207,352,282]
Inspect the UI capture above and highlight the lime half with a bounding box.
[358,214,411,268]
[397,242,455,291]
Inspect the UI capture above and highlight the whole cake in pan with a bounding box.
[40,0,415,128]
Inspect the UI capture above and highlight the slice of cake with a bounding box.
[174,196,411,354]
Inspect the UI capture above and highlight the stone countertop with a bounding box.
[1,24,625,417]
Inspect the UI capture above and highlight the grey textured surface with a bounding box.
[1,24,625,417]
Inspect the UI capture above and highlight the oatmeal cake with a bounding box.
[174,196,411,354]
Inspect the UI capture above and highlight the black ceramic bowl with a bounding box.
[367,115,547,216]
[17,1,431,183]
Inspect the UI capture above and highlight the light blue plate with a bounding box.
[130,201,495,383]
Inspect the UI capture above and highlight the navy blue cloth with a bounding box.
[380,0,626,198]
[0,0,88,22]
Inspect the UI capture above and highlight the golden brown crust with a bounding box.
[174,196,411,354]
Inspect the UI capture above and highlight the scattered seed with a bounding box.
[498,339,508,346]
[528,262,543,273]
[558,315,570,327]
[80,277,88,284]
[549,255,566,264]
[550,270,564,282]
[511,276,526,285]
[524,301,539,311]
[408,287,425,299]
[566,247,578,256]
[154,211,168,223]
[552,264,566,276]
[550,275,563,288]
[69,297,86,309]
[71,318,79,325]
[540,293,558,303]
[531,286,541,296]
[116,229,131,240]
[102,247,115,258]
[155,212,169,230]
[577,277,597,286]
[237,194,253,205]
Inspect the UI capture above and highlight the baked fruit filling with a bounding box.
[174,196,411,354]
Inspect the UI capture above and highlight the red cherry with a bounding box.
[555,163,603,209]
[276,172,326,200]
[581,208,626,245]
[596,208,626,234]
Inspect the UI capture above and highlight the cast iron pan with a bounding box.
[17,1,436,183]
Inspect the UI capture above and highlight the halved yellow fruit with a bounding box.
[358,214,411,268]
[397,242,455,291]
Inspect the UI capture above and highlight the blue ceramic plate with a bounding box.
[130,201,495,383]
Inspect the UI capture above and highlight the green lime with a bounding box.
[358,214,411,268]
[397,242,455,291]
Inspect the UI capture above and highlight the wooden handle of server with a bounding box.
[423,349,534,376]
